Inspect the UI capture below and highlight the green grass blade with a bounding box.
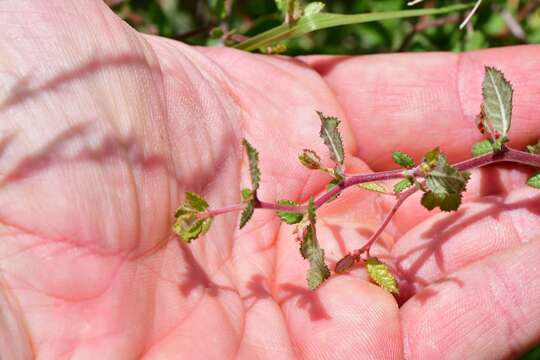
[234,3,474,52]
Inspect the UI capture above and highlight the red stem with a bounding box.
[201,148,540,225]
[354,184,419,257]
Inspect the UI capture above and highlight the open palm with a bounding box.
[1,2,540,359]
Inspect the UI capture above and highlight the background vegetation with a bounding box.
[107,0,539,55]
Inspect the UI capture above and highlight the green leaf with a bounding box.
[276,199,304,224]
[209,27,224,39]
[419,149,470,212]
[527,140,540,155]
[480,66,513,140]
[234,4,474,51]
[438,193,462,212]
[300,224,330,290]
[422,147,441,170]
[420,191,437,211]
[425,153,470,196]
[326,178,341,202]
[392,151,415,168]
[172,217,212,243]
[317,111,344,165]
[394,178,413,193]
[239,201,254,229]
[304,2,325,16]
[307,197,316,224]
[471,139,494,157]
[243,139,261,191]
[172,215,212,243]
[335,254,356,273]
[241,188,253,202]
[172,192,212,242]
[275,0,286,11]
[421,191,463,212]
[298,149,321,169]
[527,173,540,189]
[182,192,209,213]
[366,257,399,295]
[358,182,387,194]
[209,0,226,19]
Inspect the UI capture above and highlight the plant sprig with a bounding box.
[172,67,540,293]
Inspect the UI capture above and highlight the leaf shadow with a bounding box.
[243,274,331,321]
[395,192,540,301]
[177,242,234,297]
[0,53,154,113]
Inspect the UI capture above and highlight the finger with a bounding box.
[391,162,535,236]
[193,46,362,204]
[272,168,402,359]
[0,0,173,252]
[400,240,540,359]
[303,46,540,170]
[391,186,540,299]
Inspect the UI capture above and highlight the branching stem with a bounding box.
[201,148,540,249]
[354,184,419,257]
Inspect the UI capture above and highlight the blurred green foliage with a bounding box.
[108,0,539,55]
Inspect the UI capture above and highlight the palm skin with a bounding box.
[1,1,540,359]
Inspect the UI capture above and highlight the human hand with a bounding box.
[1,1,539,359]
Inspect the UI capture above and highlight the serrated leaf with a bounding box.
[172,215,213,243]
[438,193,462,211]
[392,151,415,168]
[422,147,441,169]
[182,192,209,213]
[243,139,261,191]
[420,191,463,212]
[420,191,437,211]
[480,66,513,140]
[527,140,540,155]
[471,139,494,157]
[173,192,212,242]
[527,173,540,189]
[335,254,356,273]
[394,178,413,193]
[304,2,325,16]
[300,225,330,289]
[366,257,399,294]
[276,199,304,224]
[317,111,344,165]
[425,153,469,196]
[241,188,253,202]
[358,182,387,194]
[239,201,254,229]
[298,149,321,169]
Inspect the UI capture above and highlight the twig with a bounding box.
[459,0,482,29]
[354,184,419,256]
[200,148,540,222]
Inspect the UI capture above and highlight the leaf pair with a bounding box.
[420,148,471,212]
[391,150,416,193]
[172,192,213,242]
